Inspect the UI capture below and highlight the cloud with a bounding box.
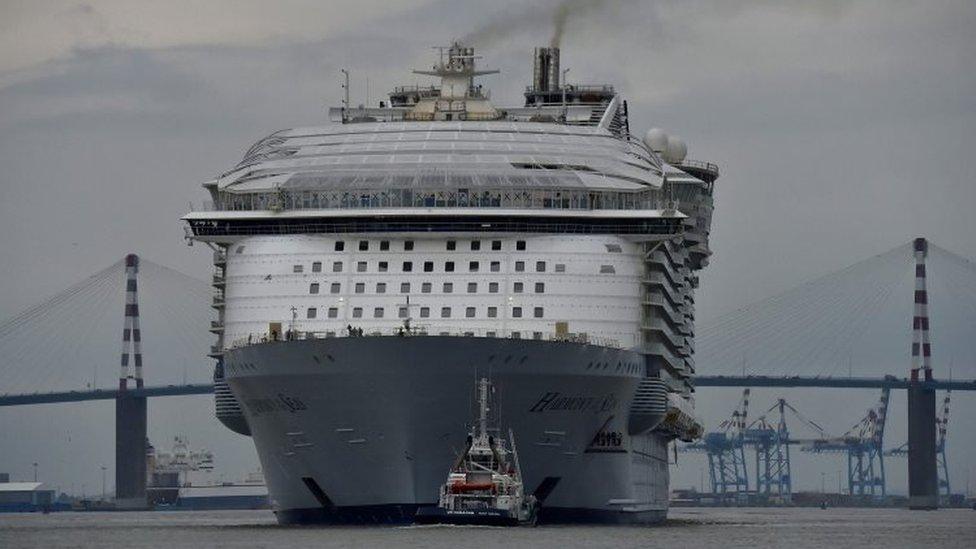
[0,0,439,74]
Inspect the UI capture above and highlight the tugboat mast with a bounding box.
[478,378,490,439]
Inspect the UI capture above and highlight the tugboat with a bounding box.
[415,378,538,526]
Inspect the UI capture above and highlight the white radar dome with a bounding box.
[644,128,668,153]
[664,137,687,164]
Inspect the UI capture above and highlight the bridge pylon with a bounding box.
[907,237,938,510]
[115,253,148,509]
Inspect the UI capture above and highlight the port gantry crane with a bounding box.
[887,392,951,498]
[742,397,830,503]
[802,388,891,498]
[682,389,751,503]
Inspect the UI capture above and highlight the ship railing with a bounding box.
[189,190,674,215]
[524,84,615,94]
[188,219,683,238]
[675,159,720,178]
[390,84,440,94]
[226,328,621,350]
[402,111,504,122]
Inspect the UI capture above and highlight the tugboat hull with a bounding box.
[415,506,519,527]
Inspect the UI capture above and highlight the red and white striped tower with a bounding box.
[907,237,938,509]
[116,253,148,507]
[910,238,933,382]
[119,254,144,390]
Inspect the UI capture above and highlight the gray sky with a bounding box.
[1,0,974,496]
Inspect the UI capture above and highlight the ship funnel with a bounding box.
[533,47,561,92]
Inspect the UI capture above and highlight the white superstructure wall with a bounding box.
[220,234,643,350]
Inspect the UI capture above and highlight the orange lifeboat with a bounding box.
[449,481,496,493]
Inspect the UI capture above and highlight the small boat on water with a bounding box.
[415,378,538,526]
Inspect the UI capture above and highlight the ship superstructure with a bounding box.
[146,436,269,510]
[184,42,716,524]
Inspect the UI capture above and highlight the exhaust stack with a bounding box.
[533,47,560,92]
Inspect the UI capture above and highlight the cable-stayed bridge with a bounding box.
[0,256,214,398]
[682,238,976,505]
[2,376,971,408]
[0,239,974,503]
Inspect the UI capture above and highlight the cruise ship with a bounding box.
[183,42,718,524]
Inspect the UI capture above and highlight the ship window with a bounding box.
[422,282,432,294]
[328,307,338,319]
[307,307,317,319]
[402,261,413,272]
[293,265,304,273]
[534,307,544,318]
[489,282,499,293]
[536,261,546,273]
[334,241,345,251]
[469,261,479,272]
[467,282,477,293]
[374,307,384,318]
[533,331,543,340]
[515,261,525,272]
[357,261,367,272]
[535,283,545,293]
[511,331,521,339]
[379,261,389,272]
[600,264,616,274]
[512,307,523,318]
[404,240,414,251]
[516,240,526,251]
[514,282,524,293]
[441,307,451,318]
[492,240,502,251]
[446,240,456,251]
[605,243,623,253]
[487,331,497,337]
[376,283,387,294]
[471,241,481,251]
[445,261,455,272]
[555,264,566,273]
[420,307,430,318]
[398,307,408,319]
[359,241,369,251]
[330,283,340,294]
[400,282,410,293]
[466,307,476,318]
[443,282,453,293]
[352,307,363,318]
[355,282,365,294]
[309,283,320,294]
[312,262,322,273]
[488,307,498,318]
[235,245,245,254]
[424,261,434,272]
[332,261,343,273]
[380,240,390,251]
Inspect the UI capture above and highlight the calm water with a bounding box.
[0,507,973,548]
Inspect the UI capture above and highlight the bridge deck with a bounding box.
[1,376,973,407]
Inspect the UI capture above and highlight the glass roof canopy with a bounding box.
[218,121,661,195]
